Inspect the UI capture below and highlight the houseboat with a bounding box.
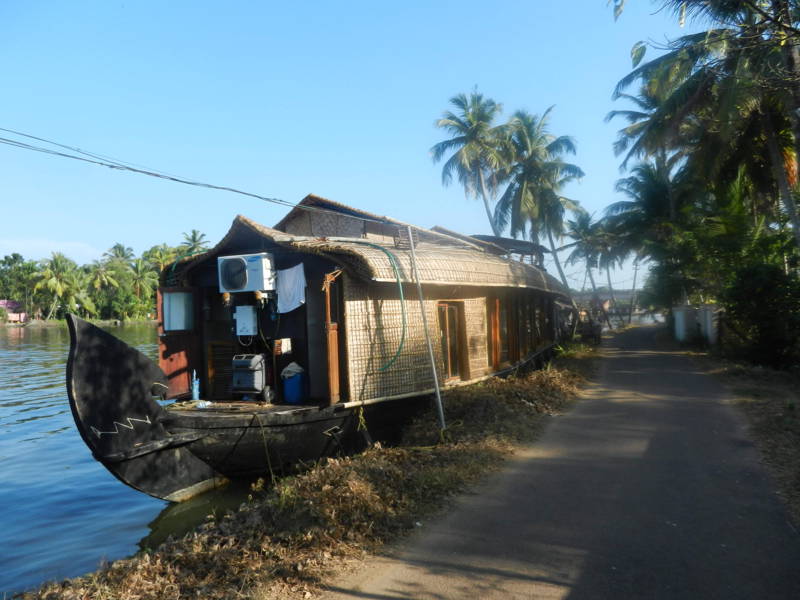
[66,195,573,501]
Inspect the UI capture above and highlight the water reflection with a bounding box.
[138,480,252,551]
[0,322,248,595]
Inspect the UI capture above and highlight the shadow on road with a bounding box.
[325,326,800,599]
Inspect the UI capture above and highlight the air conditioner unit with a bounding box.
[217,253,275,293]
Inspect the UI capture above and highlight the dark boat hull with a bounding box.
[65,316,421,501]
[162,397,420,479]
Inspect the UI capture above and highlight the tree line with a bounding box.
[432,1,800,367]
[0,229,209,322]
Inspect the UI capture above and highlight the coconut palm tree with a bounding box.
[128,259,159,299]
[595,222,627,326]
[63,269,97,317]
[565,213,613,329]
[180,230,210,255]
[88,260,119,291]
[143,244,177,273]
[431,91,505,235]
[612,4,800,250]
[103,243,135,263]
[608,159,678,260]
[492,109,585,288]
[33,252,78,320]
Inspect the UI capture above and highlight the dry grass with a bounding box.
[702,357,800,524]
[28,345,596,600]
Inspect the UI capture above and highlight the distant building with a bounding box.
[571,289,636,305]
[0,299,28,323]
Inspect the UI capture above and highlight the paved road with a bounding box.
[322,326,800,599]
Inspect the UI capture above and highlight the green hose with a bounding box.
[347,241,407,371]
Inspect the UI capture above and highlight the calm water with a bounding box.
[0,323,245,595]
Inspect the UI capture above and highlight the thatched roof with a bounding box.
[468,234,550,256]
[429,225,507,255]
[275,194,486,251]
[167,213,570,300]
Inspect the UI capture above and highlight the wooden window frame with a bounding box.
[488,294,514,371]
[157,287,201,399]
[437,301,469,381]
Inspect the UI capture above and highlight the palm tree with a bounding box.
[180,230,210,255]
[63,269,97,317]
[608,160,677,260]
[492,109,585,289]
[143,244,177,273]
[128,259,159,299]
[654,0,800,175]
[566,213,613,329]
[88,260,119,291]
[595,222,627,326]
[605,87,687,173]
[611,5,800,251]
[103,243,135,263]
[33,252,77,320]
[431,91,505,235]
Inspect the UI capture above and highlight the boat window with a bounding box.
[437,302,461,380]
[488,296,511,369]
[518,292,531,358]
[530,298,539,349]
[163,292,194,331]
[544,298,554,342]
[499,299,509,364]
[486,298,494,366]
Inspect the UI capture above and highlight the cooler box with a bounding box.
[283,373,306,405]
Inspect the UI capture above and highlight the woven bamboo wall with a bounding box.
[343,277,444,402]
[363,221,398,244]
[463,298,490,378]
[282,210,364,238]
[342,277,495,402]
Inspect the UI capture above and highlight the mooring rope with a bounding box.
[254,412,276,486]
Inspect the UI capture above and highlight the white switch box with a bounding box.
[234,305,257,336]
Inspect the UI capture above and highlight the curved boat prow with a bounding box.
[66,315,224,501]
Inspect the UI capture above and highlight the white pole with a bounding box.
[407,226,446,431]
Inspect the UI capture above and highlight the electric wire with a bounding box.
[0,130,402,228]
[0,126,182,178]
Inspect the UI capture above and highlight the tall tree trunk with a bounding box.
[605,266,624,327]
[544,228,582,338]
[546,229,569,289]
[478,169,501,237]
[762,111,800,250]
[773,2,800,251]
[628,259,639,325]
[45,295,59,321]
[657,151,676,222]
[586,264,613,330]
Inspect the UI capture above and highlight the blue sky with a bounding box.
[0,1,692,290]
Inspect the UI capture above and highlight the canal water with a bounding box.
[0,323,246,595]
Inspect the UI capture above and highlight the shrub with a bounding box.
[721,264,800,368]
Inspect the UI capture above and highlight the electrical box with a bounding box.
[234,305,257,336]
[217,253,275,294]
[231,354,268,397]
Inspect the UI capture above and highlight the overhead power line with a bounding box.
[0,127,396,227]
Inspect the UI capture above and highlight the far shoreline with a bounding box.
[3,318,158,328]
